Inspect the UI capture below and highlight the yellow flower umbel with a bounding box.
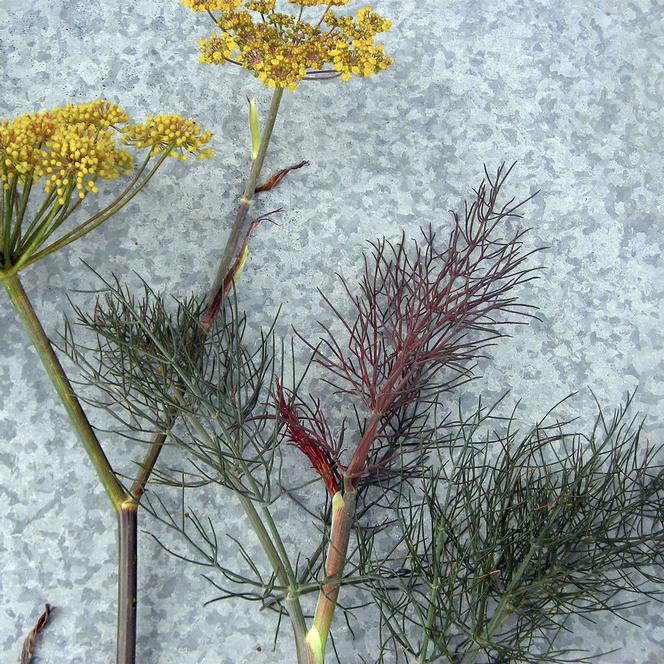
[183,0,392,89]
[0,100,212,274]
[52,99,131,129]
[123,114,213,160]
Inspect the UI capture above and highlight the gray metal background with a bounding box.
[0,1,662,662]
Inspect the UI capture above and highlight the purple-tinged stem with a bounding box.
[304,490,357,664]
[117,503,138,664]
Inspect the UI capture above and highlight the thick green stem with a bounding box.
[207,87,284,304]
[304,491,357,664]
[117,502,138,664]
[2,273,127,507]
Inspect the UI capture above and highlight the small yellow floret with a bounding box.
[199,33,239,64]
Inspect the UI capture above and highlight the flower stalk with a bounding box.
[207,87,284,310]
[134,86,287,515]
[1,272,141,663]
[1,273,127,507]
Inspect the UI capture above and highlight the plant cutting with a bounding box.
[3,2,395,662]
[0,100,213,664]
[63,163,664,663]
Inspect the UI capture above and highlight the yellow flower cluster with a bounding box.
[0,102,212,204]
[183,0,243,11]
[122,115,213,160]
[0,112,56,179]
[288,0,348,6]
[185,0,392,89]
[0,102,135,203]
[39,123,134,203]
[53,100,130,129]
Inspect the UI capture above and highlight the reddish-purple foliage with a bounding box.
[289,164,540,489]
[275,378,342,496]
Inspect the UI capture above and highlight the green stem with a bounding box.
[50,152,151,245]
[17,190,58,253]
[18,183,78,267]
[417,509,449,664]
[1,273,127,507]
[15,176,34,228]
[242,461,309,657]
[180,410,308,655]
[236,449,301,590]
[24,152,166,267]
[234,488,309,660]
[10,175,34,252]
[3,174,17,268]
[2,272,140,664]
[207,87,284,304]
[13,197,68,272]
[130,434,167,502]
[417,584,438,664]
[129,401,179,502]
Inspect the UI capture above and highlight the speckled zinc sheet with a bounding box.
[1,1,663,663]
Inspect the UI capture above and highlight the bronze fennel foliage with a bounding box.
[62,165,664,663]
